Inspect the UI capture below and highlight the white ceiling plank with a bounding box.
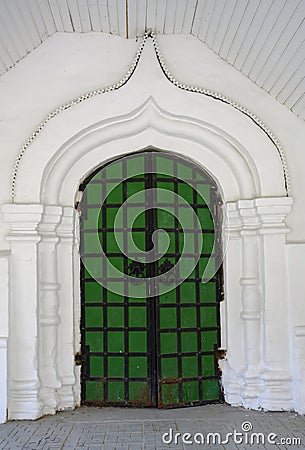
[146,0,157,31]
[4,0,35,50]
[97,0,110,33]
[281,61,305,108]
[107,0,119,34]
[226,0,265,68]
[0,16,21,63]
[0,54,6,74]
[254,1,305,87]
[88,0,101,31]
[0,36,15,69]
[232,0,270,70]
[77,0,92,32]
[218,0,248,60]
[116,0,126,37]
[205,0,226,49]
[275,45,305,102]
[26,0,49,41]
[56,0,73,31]
[127,0,137,38]
[16,0,42,46]
[164,0,176,35]
[47,0,64,31]
[136,0,146,36]
[191,0,204,37]
[291,92,305,116]
[37,0,57,35]
[197,0,217,43]
[287,77,305,111]
[66,0,82,31]
[155,0,166,34]
[263,22,305,93]
[173,0,187,34]
[298,105,305,120]
[181,0,197,34]
[0,0,28,59]
[212,0,237,54]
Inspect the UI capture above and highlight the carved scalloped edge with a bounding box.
[10,30,290,201]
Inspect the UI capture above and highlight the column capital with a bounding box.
[2,204,43,240]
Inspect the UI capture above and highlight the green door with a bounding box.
[79,150,223,408]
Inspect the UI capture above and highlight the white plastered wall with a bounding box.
[0,32,304,421]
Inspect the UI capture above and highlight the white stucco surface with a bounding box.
[0,31,304,421]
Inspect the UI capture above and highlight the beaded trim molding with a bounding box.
[10,30,290,201]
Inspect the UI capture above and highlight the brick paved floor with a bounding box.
[0,404,304,450]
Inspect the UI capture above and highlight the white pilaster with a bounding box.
[0,251,9,423]
[38,205,62,414]
[2,204,44,420]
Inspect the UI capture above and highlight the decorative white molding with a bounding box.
[10,31,290,201]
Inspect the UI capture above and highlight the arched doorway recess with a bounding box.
[78,150,223,408]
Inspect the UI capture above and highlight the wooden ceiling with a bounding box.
[0,0,304,120]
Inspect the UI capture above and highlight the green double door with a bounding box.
[79,150,223,408]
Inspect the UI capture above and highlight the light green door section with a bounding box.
[79,150,223,408]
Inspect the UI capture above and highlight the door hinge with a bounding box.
[74,352,83,366]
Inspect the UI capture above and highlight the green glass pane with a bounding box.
[202,379,219,401]
[86,380,103,401]
[107,381,124,401]
[159,308,177,329]
[203,234,214,253]
[105,161,122,179]
[179,234,195,253]
[178,183,194,203]
[177,162,193,180]
[87,184,102,204]
[108,356,124,377]
[108,256,124,274]
[180,282,196,303]
[182,356,198,377]
[156,156,174,176]
[197,208,214,230]
[84,282,103,303]
[196,185,211,204]
[107,331,124,352]
[107,306,124,327]
[200,306,217,327]
[84,208,100,229]
[106,282,124,298]
[182,381,199,402]
[106,232,122,253]
[199,282,217,302]
[159,290,176,304]
[181,332,197,353]
[129,332,147,352]
[128,306,146,327]
[179,257,196,278]
[161,357,178,378]
[84,233,100,253]
[130,231,146,252]
[86,331,103,352]
[157,208,175,228]
[85,306,103,328]
[160,332,177,354]
[180,308,197,329]
[90,356,104,377]
[127,208,146,229]
[156,182,175,201]
[107,290,124,303]
[199,257,216,277]
[126,155,144,176]
[157,232,175,254]
[105,207,120,229]
[161,384,179,405]
[202,355,215,377]
[84,257,103,279]
[129,382,149,403]
[92,170,102,181]
[105,183,123,204]
[129,356,147,377]
[201,330,218,351]
[126,182,145,200]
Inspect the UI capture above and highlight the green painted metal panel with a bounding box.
[79,150,222,408]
